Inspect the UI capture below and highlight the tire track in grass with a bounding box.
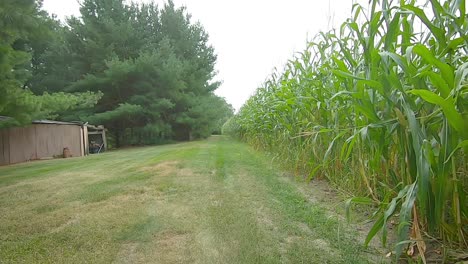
[191,138,281,263]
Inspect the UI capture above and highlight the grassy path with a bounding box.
[0,136,378,263]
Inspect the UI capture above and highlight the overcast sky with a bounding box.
[42,0,358,111]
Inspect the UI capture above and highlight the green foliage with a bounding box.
[37,91,103,119]
[27,0,232,146]
[230,0,467,259]
[0,0,43,124]
[0,0,101,127]
[185,95,234,137]
[222,116,240,136]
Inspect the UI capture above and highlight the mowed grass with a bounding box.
[0,136,380,263]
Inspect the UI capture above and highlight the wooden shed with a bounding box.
[0,120,107,166]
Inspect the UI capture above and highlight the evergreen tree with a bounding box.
[0,0,101,127]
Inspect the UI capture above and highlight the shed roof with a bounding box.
[0,116,12,121]
[31,120,105,130]
[32,120,83,126]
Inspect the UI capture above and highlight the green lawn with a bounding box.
[0,136,383,263]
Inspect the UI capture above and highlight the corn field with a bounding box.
[224,0,467,260]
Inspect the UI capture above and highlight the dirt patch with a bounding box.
[287,176,339,205]
[140,161,179,177]
[177,168,196,178]
[156,231,189,248]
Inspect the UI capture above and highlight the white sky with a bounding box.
[42,0,358,111]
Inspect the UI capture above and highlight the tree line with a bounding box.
[0,0,233,146]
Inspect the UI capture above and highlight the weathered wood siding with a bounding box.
[0,124,83,165]
[34,124,82,159]
[0,129,10,165]
[8,126,37,164]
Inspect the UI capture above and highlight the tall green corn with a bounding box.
[226,0,467,260]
